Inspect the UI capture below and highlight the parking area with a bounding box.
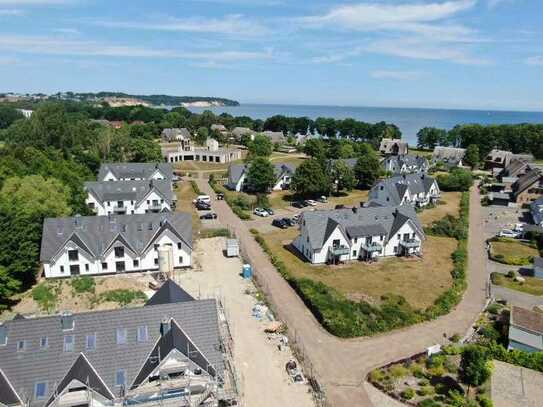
[171,237,315,407]
[481,206,528,239]
[492,360,543,407]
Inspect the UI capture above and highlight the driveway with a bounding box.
[196,178,488,406]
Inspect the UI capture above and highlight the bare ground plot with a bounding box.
[1,274,153,320]
[172,237,314,407]
[261,228,457,309]
[492,360,543,407]
[419,192,462,226]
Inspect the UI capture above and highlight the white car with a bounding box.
[254,208,269,217]
[305,199,317,206]
[192,195,211,204]
[498,229,520,238]
[513,223,525,232]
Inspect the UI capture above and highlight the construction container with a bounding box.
[242,264,252,279]
[226,239,239,257]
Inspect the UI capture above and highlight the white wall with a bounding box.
[86,191,172,216]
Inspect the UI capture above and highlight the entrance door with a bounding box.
[116,261,125,273]
[70,265,80,276]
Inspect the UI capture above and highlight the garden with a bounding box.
[488,237,540,266]
[490,271,543,296]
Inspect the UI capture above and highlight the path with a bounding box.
[196,178,488,406]
[491,284,543,309]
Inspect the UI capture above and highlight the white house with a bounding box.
[40,213,192,278]
[292,206,425,264]
[432,147,466,168]
[85,179,176,216]
[98,163,173,182]
[382,155,429,174]
[368,173,440,208]
[226,163,296,192]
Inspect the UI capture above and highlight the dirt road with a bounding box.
[197,178,487,406]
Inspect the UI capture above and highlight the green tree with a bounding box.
[0,105,24,129]
[330,160,355,193]
[128,138,162,162]
[417,127,448,149]
[460,345,491,386]
[437,168,474,191]
[354,151,381,188]
[248,134,273,158]
[195,127,208,146]
[303,138,327,162]
[464,144,480,169]
[291,158,330,197]
[246,157,276,193]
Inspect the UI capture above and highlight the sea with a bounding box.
[188,104,543,145]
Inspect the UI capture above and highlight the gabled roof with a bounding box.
[368,173,437,207]
[383,155,429,173]
[300,205,424,250]
[231,127,256,137]
[432,147,466,165]
[97,163,173,182]
[40,212,192,262]
[0,283,222,406]
[261,131,285,143]
[512,168,542,197]
[227,162,297,189]
[161,128,191,140]
[500,158,531,178]
[0,368,21,406]
[511,306,543,334]
[327,158,358,171]
[85,179,174,206]
[379,138,408,155]
[145,279,195,306]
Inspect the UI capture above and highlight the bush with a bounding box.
[32,283,58,312]
[461,345,491,386]
[100,289,147,306]
[450,333,462,343]
[437,168,474,192]
[420,399,441,407]
[390,365,409,379]
[506,270,517,278]
[369,369,385,383]
[190,180,202,195]
[477,395,493,407]
[418,385,435,397]
[70,276,95,294]
[401,388,415,400]
[486,303,501,315]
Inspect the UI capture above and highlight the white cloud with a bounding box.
[370,70,423,80]
[525,56,543,66]
[94,14,269,37]
[0,34,274,63]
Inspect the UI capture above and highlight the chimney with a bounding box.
[160,318,171,336]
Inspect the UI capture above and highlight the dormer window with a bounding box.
[68,250,79,261]
[114,247,124,258]
[116,328,127,345]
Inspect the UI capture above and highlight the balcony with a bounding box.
[329,245,350,256]
[361,242,383,252]
[399,239,420,249]
[114,206,127,214]
[149,203,163,211]
[57,390,89,406]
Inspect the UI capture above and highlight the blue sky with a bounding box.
[0,0,541,111]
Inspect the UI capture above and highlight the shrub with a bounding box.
[420,399,441,407]
[401,388,415,400]
[100,289,147,306]
[390,365,409,379]
[418,385,435,397]
[437,168,474,192]
[506,270,517,279]
[486,303,501,315]
[411,364,426,378]
[428,366,446,377]
[477,396,493,407]
[450,333,462,343]
[190,180,202,195]
[418,378,429,386]
[461,345,491,386]
[70,276,95,294]
[32,283,58,312]
[444,358,459,374]
[369,369,385,383]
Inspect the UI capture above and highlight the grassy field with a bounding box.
[406,148,433,158]
[419,192,462,226]
[491,272,543,296]
[269,152,308,167]
[490,238,539,266]
[261,227,457,309]
[328,189,369,207]
[175,181,201,233]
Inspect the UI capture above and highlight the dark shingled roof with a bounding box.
[145,279,195,306]
[511,306,543,334]
[85,179,174,206]
[97,163,173,183]
[512,168,542,198]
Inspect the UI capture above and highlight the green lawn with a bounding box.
[490,238,539,265]
[261,227,457,309]
[419,192,462,226]
[491,272,543,296]
[407,148,433,158]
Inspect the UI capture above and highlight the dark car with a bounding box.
[283,217,297,227]
[335,204,345,210]
[200,212,217,220]
[216,192,225,200]
[264,207,274,215]
[272,218,288,229]
[292,201,304,208]
[195,201,211,210]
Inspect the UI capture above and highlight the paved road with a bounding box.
[197,179,488,406]
[491,284,543,309]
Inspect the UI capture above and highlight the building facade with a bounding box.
[382,155,429,174]
[98,163,173,183]
[508,306,543,353]
[368,173,440,208]
[40,213,192,278]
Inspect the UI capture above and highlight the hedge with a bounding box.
[251,191,471,337]
[190,180,202,195]
[209,177,252,220]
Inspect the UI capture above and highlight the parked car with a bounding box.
[200,212,217,220]
[304,199,317,206]
[318,196,328,203]
[216,192,225,200]
[193,195,211,204]
[292,214,300,223]
[283,217,297,227]
[513,223,525,232]
[264,207,274,216]
[335,204,345,209]
[272,218,288,229]
[498,229,521,238]
[291,201,304,209]
[195,201,211,210]
[254,208,269,217]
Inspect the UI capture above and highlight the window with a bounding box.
[17,340,26,352]
[115,369,126,387]
[60,266,65,273]
[85,264,89,271]
[354,238,358,243]
[353,250,357,257]
[137,326,148,343]
[133,259,139,268]
[116,328,127,345]
[177,242,182,250]
[154,258,159,265]
[86,334,96,350]
[114,247,124,258]
[35,382,47,400]
[393,246,398,254]
[40,337,48,349]
[68,250,79,261]
[101,262,108,270]
[178,256,183,264]
[154,244,159,251]
[63,335,74,352]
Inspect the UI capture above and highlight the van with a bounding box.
[194,195,211,204]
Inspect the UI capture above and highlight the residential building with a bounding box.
[161,128,191,142]
[368,173,440,208]
[210,124,228,136]
[226,162,296,192]
[379,138,408,156]
[292,205,425,264]
[530,197,543,226]
[497,157,534,190]
[40,212,192,278]
[98,163,173,183]
[85,179,175,216]
[382,155,429,174]
[0,280,229,407]
[16,108,33,118]
[485,149,534,170]
[231,127,256,140]
[261,130,285,144]
[511,168,543,205]
[508,306,543,353]
[431,147,466,168]
[162,139,242,164]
